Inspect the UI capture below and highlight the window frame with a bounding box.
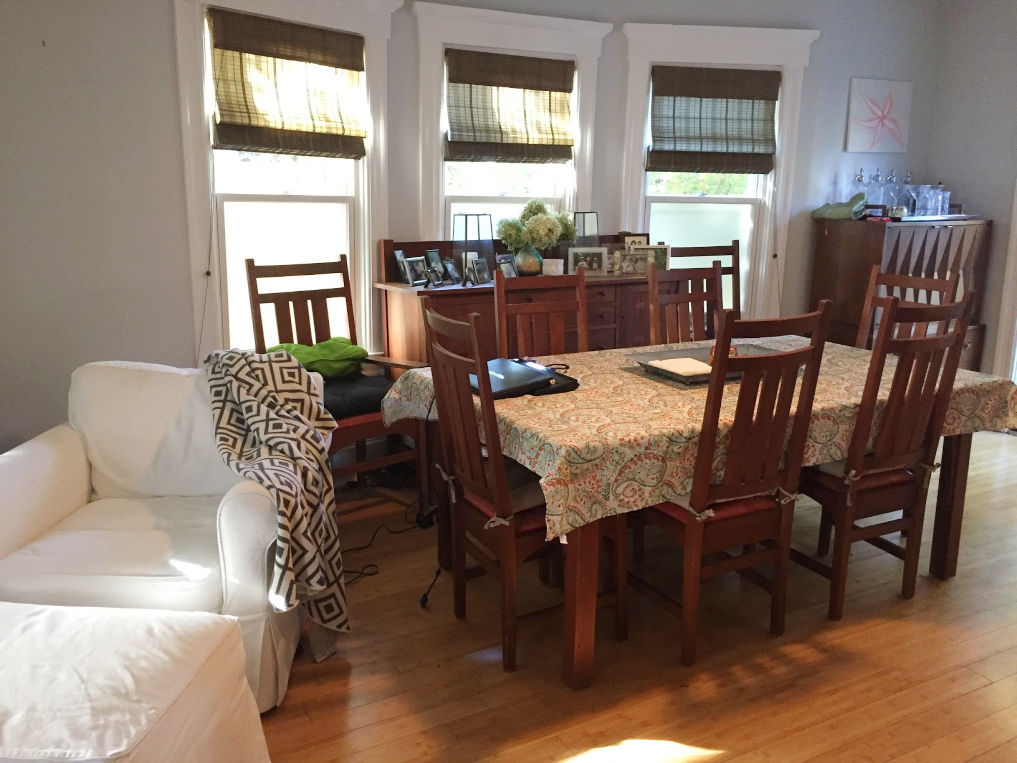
[414,2,611,241]
[620,24,819,319]
[174,0,400,359]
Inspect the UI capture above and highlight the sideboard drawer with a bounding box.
[586,284,616,304]
[588,326,616,351]
[588,304,617,328]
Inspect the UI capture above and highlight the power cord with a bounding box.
[344,564,379,585]
[419,566,441,608]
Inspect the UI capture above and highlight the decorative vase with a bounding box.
[514,243,543,276]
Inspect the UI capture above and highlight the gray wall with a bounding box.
[2,0,1014,450]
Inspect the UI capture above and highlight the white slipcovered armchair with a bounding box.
[0,361,304,712]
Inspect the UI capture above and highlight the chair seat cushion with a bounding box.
[803,460,915,494]
[323,373,393,420]
[655,493,777,523]
[0,496,223,612]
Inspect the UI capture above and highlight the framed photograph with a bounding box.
[630,244,669,271]
[425,266,445,287]
[617,249,650,276]
[568,246,608,277]
[442,257,461,284]
[425,247,443,274]
[468,258,492,285]
[495,253,518,278]
[394,249,409,283]
[404,255,429,286]
[624,234,649,249]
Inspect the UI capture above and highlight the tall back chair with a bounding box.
[647,261,723,344]
[795,294,973,620]
[634,301,832,664]
[855,264,961,349]
[494,270,588,358]
[422,301,627,671]
[670,240,741,314]
[245,257,427,513]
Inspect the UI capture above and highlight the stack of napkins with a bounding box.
[646,357,713,376]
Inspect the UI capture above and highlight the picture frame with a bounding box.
[425,265,445,287]
[425,247,443,274]
[468,258,492,285]
[568,246,608,277]
[404,255,429,286]
[624,234,649,249]
[629,244,669,271]
[617,249,650,277]
[394,249,409,283]
[495,253,518,278]
[442,256,461,284]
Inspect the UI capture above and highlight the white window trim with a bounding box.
[620,24,819,319]
[173,0,400,359]
[994,177,1017,378]
[414,2,611,241]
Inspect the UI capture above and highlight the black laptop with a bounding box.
[470,358,556,399]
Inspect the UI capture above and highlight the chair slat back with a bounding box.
[245,257,358,353]
[847,294,973,476]
[855,265,960,349]
[423,304,511,517]
[494,270,588,358]
[648,261,723,344]
[670,240,741,314]
[690,301,832,509]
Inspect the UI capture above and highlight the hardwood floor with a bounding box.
[262,431,1017,762]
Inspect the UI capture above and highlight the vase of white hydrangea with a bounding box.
[496,200,564,276]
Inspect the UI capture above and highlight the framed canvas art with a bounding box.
[846,78,911,153]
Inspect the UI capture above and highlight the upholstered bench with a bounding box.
[0,603,270,762]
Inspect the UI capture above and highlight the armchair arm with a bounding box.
[364,353,427,371]
[0,425,90,559]
[217,480,280,617]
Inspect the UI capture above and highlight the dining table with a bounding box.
[381,336,1017,688]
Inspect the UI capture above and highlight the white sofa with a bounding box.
[0,361,302,712]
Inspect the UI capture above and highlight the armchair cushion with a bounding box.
[68,361,241,499]
[323,373,393,420]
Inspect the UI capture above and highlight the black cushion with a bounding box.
[322,373,393,420]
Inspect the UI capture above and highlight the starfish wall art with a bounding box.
[846,78,912,153]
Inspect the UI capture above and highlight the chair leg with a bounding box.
[680,522,704,666]
[354,440,367,485]
[501,531,518,672]
[901,491,930,600]
[770,503,794,637]
[828,506,854,621]
[452,504,466,620]
[414,421,429,520]
[610,515,628,641]
[817,510,833,557]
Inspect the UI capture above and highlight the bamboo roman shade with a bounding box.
[207,8,368,158]
[647,66,781,174]
[444,48,576,163]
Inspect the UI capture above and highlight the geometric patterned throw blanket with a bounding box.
[204,349,349,635]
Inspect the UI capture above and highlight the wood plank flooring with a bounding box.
[262,431,1017,761]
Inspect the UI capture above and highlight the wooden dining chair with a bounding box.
[494,269,588,358]
[245,257,428,512]
[670,240,741,315]
[794,294,973,620]
[422,302,627,671]
[633,301,832,665]
[855,264,961,349]
[648,260,723,344]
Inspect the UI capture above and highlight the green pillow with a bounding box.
[268,337,368,379]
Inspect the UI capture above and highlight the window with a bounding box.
[620,24,818,317]
[415,3,611,240]
[205,8,368,348]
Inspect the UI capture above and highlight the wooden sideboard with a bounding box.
[809,217,991,369]
[377,238,655,363]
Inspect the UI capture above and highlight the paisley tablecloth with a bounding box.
[382,338,1017,540]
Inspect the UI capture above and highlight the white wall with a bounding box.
[929,0,1017,373]
[0,1,194,451]
[2,0,1012,450]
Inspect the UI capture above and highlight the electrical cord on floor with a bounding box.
[419,566,441,608]
[344,564,379,585]
[344,520,417,554]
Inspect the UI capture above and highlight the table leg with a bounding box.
[930,432,972,580]
[563,520,599,689]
